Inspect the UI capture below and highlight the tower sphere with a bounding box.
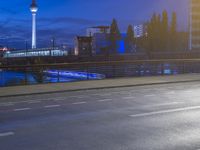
[30,0,38,13]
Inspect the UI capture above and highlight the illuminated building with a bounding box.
[134,24,147,38]
[0,46,9,57]
[189,0,200,50]
[4,48,67,58]
[30,0,38,49]
[86,26,111,55]
[87,26,110,37]
[75,25,142,55]
[0,46,9,52]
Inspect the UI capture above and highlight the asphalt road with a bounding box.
[1,82,200,150]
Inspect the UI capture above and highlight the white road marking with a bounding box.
[28,100,41,104]
[101,93,111,96]
[0,98,49,106]
[185,90,193,93]
[45,98,55,101]
[129,105,200,118]
[53,98,65,101]
[0,97,66,106]
[166,91,175,95]
[16,100,34,104]
[0,96,79,107]
[72,102,86,105]
[0,132,14,137]
[145,102,184,107]
[44,105,60,108]
[144,94,155,97]
[98,99,112,102]
[111,91,122,94]
[91,93,100,96]
[0,103,14,106]
[70,96,86,99]
[14,108,31,111]
[123,96,136,99]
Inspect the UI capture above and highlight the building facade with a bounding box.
[134,24,147,38]
[74,36,93,56]
[189,0,200,50]
[86,26,110,37]
[75,25,143,56]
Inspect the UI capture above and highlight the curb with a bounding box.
[0,79,200,98]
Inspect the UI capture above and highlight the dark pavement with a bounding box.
[1,82,200,150]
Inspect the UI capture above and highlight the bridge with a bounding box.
[1,60,200,149]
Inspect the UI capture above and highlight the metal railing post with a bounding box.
[87,65,89,80]
[57,70,60,82]
[25,67,28,85]
[183,62,185,74]
[161,63,164,75]
[113,64,116,78]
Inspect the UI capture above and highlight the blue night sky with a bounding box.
[0,0,189,49]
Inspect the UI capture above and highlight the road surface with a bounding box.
[1,82,200,150]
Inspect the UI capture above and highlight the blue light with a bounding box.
[44,70,106,80]
[118,40,125,54]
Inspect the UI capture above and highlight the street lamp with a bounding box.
[51,37,55,56]
[25,40,29,64]
[25,40,28,53]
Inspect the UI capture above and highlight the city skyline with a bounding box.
[0,0,188,49]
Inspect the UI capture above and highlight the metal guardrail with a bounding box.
[1,59,200,87]
[1,58,200,69]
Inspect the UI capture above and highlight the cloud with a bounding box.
[0,16,110,48]
[0,21,79,48]
[0,7,17,15]
[37,17,109,28]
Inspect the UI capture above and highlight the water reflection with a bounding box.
[0,71,36,86]
[0,70,106,87]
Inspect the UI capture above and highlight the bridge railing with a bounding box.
[1,59,200,87]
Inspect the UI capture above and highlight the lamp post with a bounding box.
[51,37,55,56]
[25,40,28,53]
[25,40,29,64]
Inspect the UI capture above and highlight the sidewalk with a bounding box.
[1,74,200,97]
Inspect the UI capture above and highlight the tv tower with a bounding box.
[30,0,38,49]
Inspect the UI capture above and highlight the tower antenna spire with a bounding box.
[31,0,37,7]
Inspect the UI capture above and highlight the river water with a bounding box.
[0,63,198,87]
[0,70,106,87]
